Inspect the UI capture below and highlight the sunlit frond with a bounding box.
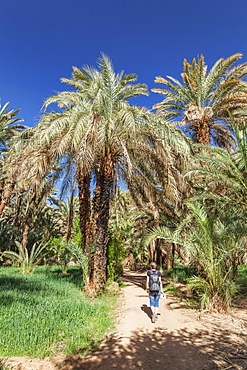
[152,53,247,150]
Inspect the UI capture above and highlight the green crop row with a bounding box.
[0,266,116,358]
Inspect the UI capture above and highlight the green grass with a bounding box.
[162,283,180,294]
[163,265,198,282]
[236,264,247,295]
[237,264,247,280]
[0,266,117,358]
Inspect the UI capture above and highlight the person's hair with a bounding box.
[150,262,157,269]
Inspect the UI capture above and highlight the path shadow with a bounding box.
[54,326,247,369]
[52,270,247,369]
[122,270,146,289]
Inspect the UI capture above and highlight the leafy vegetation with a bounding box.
[236,265,247,295]
[1,241,48,274]
[0,53,247,315]
[152,53,247,149]
[162,265,247,310]
[0,266,116,358]
[163,265,198,282]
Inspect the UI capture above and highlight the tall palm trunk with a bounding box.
[0,179,5,203]
[87,176,101,285]
[77,169,92,252]
[77,169,94,293]
[165,242,174,270]
[0,177,16,216]
[155,238,163,266]
[13,188,25,226]
[92,154,114,292]
[148,240,164,266]
[148,210,161,265]
[63,191,75,243]
[21,190,37,250]
[92,175,101,234]
[148,240,156,262]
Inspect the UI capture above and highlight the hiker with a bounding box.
[146,262,163,323]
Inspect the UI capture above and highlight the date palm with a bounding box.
[152,53,247,151]
[186,119,247,218]
[36,54,149,291]
[0,101,24,152]
[124,121,193,266]
[0,102,25,215]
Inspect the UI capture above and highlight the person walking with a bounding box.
[146,262,163,323]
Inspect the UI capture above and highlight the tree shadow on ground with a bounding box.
[122,270,146,289]
[54,326,247,370]
[54,270,247,370]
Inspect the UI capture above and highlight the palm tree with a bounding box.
[20,179,59,250]
[152,53,247,151]
[51,193,79,243]
[34,54,149,292]
[0,102,25,152]
[0,101,25,215]
[1,124,64,252]
[185,119,247,215]
[146,200,247,312]
[185,118,247,272]
[125,121,193,267]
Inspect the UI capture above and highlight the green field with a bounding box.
[0,266,116,358]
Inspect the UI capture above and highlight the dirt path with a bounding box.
[3,270,247,369]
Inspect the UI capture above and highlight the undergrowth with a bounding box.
[236,265,247,296]
[162,264,247,310]
[163,265,198,283]
[0,266,117,358]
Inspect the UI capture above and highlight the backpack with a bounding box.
[149,270,160,292]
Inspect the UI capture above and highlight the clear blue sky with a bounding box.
[1,0,247,127]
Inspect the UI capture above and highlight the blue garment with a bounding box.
[149,292,161,308]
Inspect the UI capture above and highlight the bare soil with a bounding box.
[2,270,247,370]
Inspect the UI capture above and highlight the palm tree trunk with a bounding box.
[155,239,164,267]
[148,240,156,262]
[21,191,37,250]
[0,177,15,216]
[77,170,92,252]
[173,243,189,265]
[92,155,114,292]
[0,179,5,203]
[87,177,101,286]
[13,188,25,226]
[92,178,100,235]
[165,242,174,270]
[77,169,94,293]
[63,190,75,243]
[149,210,161,265]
